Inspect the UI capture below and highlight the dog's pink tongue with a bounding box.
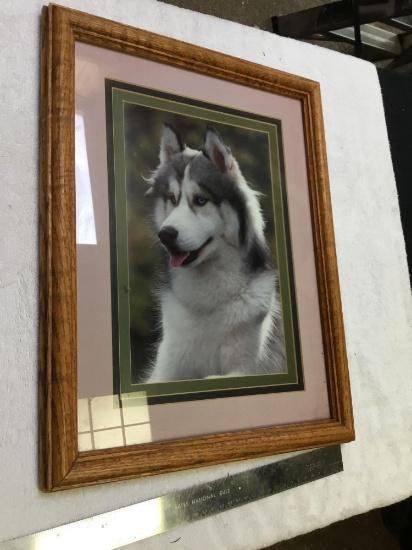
[170,251,189,267]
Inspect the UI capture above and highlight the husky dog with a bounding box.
[145,124,285,382]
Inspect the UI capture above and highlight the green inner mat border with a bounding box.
[109,83,303,401]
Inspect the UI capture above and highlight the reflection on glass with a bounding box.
[75,112,97,245]
[78,393,151,451]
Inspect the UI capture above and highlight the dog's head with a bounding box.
[146,124,265,269]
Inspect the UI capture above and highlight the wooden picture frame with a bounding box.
[40,3,354,491]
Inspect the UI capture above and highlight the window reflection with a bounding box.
[75,112,97,245]
[78,393,152,451]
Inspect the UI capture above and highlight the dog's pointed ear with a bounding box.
[160,123,185,164]
[203,125,233,173]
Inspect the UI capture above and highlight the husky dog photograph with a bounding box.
[145,124,285,382]
[105,80,304,400]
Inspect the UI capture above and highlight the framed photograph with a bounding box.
[40,4,354,491]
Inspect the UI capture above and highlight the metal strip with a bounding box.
[330,24,402,57]
[1,446,343,550]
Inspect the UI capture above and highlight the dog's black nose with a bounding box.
[158,226,178,248]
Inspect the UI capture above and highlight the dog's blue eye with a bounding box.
[168,195,177,205]
[194,196,208,206]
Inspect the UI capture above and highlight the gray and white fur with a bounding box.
[145,124,285,382]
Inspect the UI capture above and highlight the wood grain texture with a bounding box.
[40,5,78,491]
[39,3,354,491]
[301,87,354,433]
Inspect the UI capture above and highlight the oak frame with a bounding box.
[39,3,354,492]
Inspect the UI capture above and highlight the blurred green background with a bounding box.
[123,103,278,382]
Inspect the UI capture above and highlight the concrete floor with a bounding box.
[159,0,354,55]
[158,2,409,548]
[159,0,330,32]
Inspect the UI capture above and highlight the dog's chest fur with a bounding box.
[151,257,280,380]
